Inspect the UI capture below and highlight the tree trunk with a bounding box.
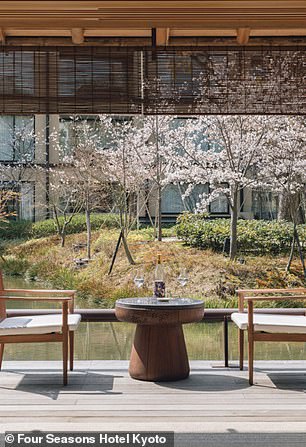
[279,191,305,223]
[136,190,140,231]
[286,223,306,279]
[157,184,162,242]
[85,207,91,259]
[230,189,239,260]
[60,221,68,248]
[122,232,135,265]
[286,228,295,273]
[278,192,291,221]
[294,225,306,279]
[60,232,65,248]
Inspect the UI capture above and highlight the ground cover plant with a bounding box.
[1,222,305,309]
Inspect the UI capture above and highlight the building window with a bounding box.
[160,183,230,216]
[161,184,210,214]
[161,185,185,214]
[0,116,35,162]
[59,115,131,161]
[0,182,34,221]
[209,194,229,214]
[252,190,278,220]
[20,183,34,221]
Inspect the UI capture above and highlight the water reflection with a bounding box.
[3,321,306,362]
[2,276,306,362]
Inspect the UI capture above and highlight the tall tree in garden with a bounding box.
[140,76,184,241]
[260,116,306,277]
[132,115,175,241]
[100,117,148,270]
[56,117,111,259]
[168,115,269,260]
[46,170,84,248]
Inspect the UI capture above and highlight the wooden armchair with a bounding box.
[231,288,306,385]
[0,271,81,385]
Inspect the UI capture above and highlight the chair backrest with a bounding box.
[0,270,6,321]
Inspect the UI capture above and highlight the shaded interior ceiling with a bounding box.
[0,1,306,46]
[0,2,305,115]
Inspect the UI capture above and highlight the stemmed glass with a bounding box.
[134,269,145,289]
[177,268,189,291]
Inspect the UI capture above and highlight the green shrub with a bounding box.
[176,213,306,255]
[48,267,78,290]
[0,256,30,276]
[26,260,53,281]
[0,220,32,240]
[31,213,120,239]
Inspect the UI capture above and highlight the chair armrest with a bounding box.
[0,289,76,313]
[0,295,75,315]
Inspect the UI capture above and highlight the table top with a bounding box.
[115,297,204,310]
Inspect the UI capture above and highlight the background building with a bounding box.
[0,114,278,223]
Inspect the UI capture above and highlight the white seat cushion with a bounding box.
[231,312,306,334]
[0,314,81,336]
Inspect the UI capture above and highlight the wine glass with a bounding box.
[177,268,189,288]
[134,269,144,289]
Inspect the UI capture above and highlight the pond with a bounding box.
[2,276,306,362]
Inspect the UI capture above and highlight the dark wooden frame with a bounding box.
[0,272,77,385]
[237,288,306,385]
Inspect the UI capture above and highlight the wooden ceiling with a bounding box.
[1,1,306,46]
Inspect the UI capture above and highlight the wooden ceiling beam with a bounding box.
[156,28,170,46]
[1,1,306,14]
[237,27,251,44]
[0,28,6,44]
[5,36,306,47]
[0,19,306,29]
[4,28,306,39]
[71,28,84,44]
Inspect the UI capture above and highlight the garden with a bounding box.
[1,214,305,309]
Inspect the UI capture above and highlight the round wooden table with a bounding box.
[115,297,204,382]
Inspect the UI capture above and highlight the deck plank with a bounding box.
[0,360,306,445]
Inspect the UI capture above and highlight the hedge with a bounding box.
[176,213,306,254]
[0,220,32,240]
[0,213,120,240]
[31,213,120,238]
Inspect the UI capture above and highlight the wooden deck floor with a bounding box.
[0,361,306,446]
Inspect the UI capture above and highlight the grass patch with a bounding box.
[2,227,305,308]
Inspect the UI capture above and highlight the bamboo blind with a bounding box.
[0,46,305,115]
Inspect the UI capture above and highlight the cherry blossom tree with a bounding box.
[99,116,148,270]
[132,114,175,241]
[260,116,306,277]
[47,170,84,248]
[54,117,111,258]
[168,115,269,260]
